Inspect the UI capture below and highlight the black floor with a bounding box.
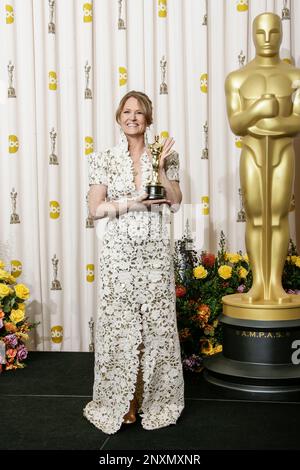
[1,352,300,450]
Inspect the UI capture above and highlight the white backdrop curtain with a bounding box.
[0,0,299,351]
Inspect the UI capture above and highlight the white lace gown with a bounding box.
[83,137,185,434]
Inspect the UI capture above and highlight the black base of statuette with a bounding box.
[204,314,300,393]
[146,184,166,200]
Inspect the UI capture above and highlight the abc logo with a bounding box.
[200,73,208,93]
[201,196,209,215]
[83,3,92,22]
[237,0,248,12]
[85,136,94,155]
[9,135,19,154]
[235,136,243,148]
[6,4,14,24]
[51,325,63,344]
[49,201,60,219]
[158,0,167,18]
[11,260,22,278]
[119,67,127,86]
[160,131,169,140]
[86,264,95,282]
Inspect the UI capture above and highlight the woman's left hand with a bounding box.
[159,137,175,170]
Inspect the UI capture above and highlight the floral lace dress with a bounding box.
[83,134,184,434]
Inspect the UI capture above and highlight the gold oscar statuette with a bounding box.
[204,11,300,394]
[146,136,166,200]
[224,12,300,320]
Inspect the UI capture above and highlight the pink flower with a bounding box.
[17,344,28,361]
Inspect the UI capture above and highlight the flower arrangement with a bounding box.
[0,260,35,372]
[174,231,300,373]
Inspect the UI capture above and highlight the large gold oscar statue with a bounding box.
[204,13,300,393]
[224,12,300,321]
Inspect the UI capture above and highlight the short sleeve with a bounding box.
[165,151,180,182]
[88,151,108,186]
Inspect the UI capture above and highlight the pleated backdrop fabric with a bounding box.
[0,0,298,351]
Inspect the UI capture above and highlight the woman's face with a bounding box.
[119,97,147,138]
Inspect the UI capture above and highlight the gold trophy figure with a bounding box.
[146,136,166,200]
[204,12,300,393]
[224,12,300,316]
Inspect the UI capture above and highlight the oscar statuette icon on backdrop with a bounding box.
[204,12,300,393]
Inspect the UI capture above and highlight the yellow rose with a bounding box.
[10,308,25,324]
[14,284,30,300]
[0,260,5,269]
[5,363,18,370]
[18,303,26,311]
[225,253,241,264]
[213,344,223,354]
[200,339,214,355]
[16,332,29,341]
[238,267,248,279]
[0,284,11,298]
[0,269,11,280]
[0,269,16,284]
[295,257,300,268]
[218,265,232,279]
[193,265,208,279]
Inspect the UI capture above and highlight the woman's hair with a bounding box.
[116,90,153,126]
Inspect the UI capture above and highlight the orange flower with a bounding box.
[197,304,210,315]
[6,348,17,362]
[0,309,4,319]
[196,304,210,327]
[4,321,17,333]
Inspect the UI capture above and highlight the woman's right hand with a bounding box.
[128,193,148,212]
[142,198,172,209]
[128,193,172,212]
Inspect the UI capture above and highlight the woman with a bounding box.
[83,90,184,434]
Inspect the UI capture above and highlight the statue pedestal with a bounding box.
[204,294,300,393]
